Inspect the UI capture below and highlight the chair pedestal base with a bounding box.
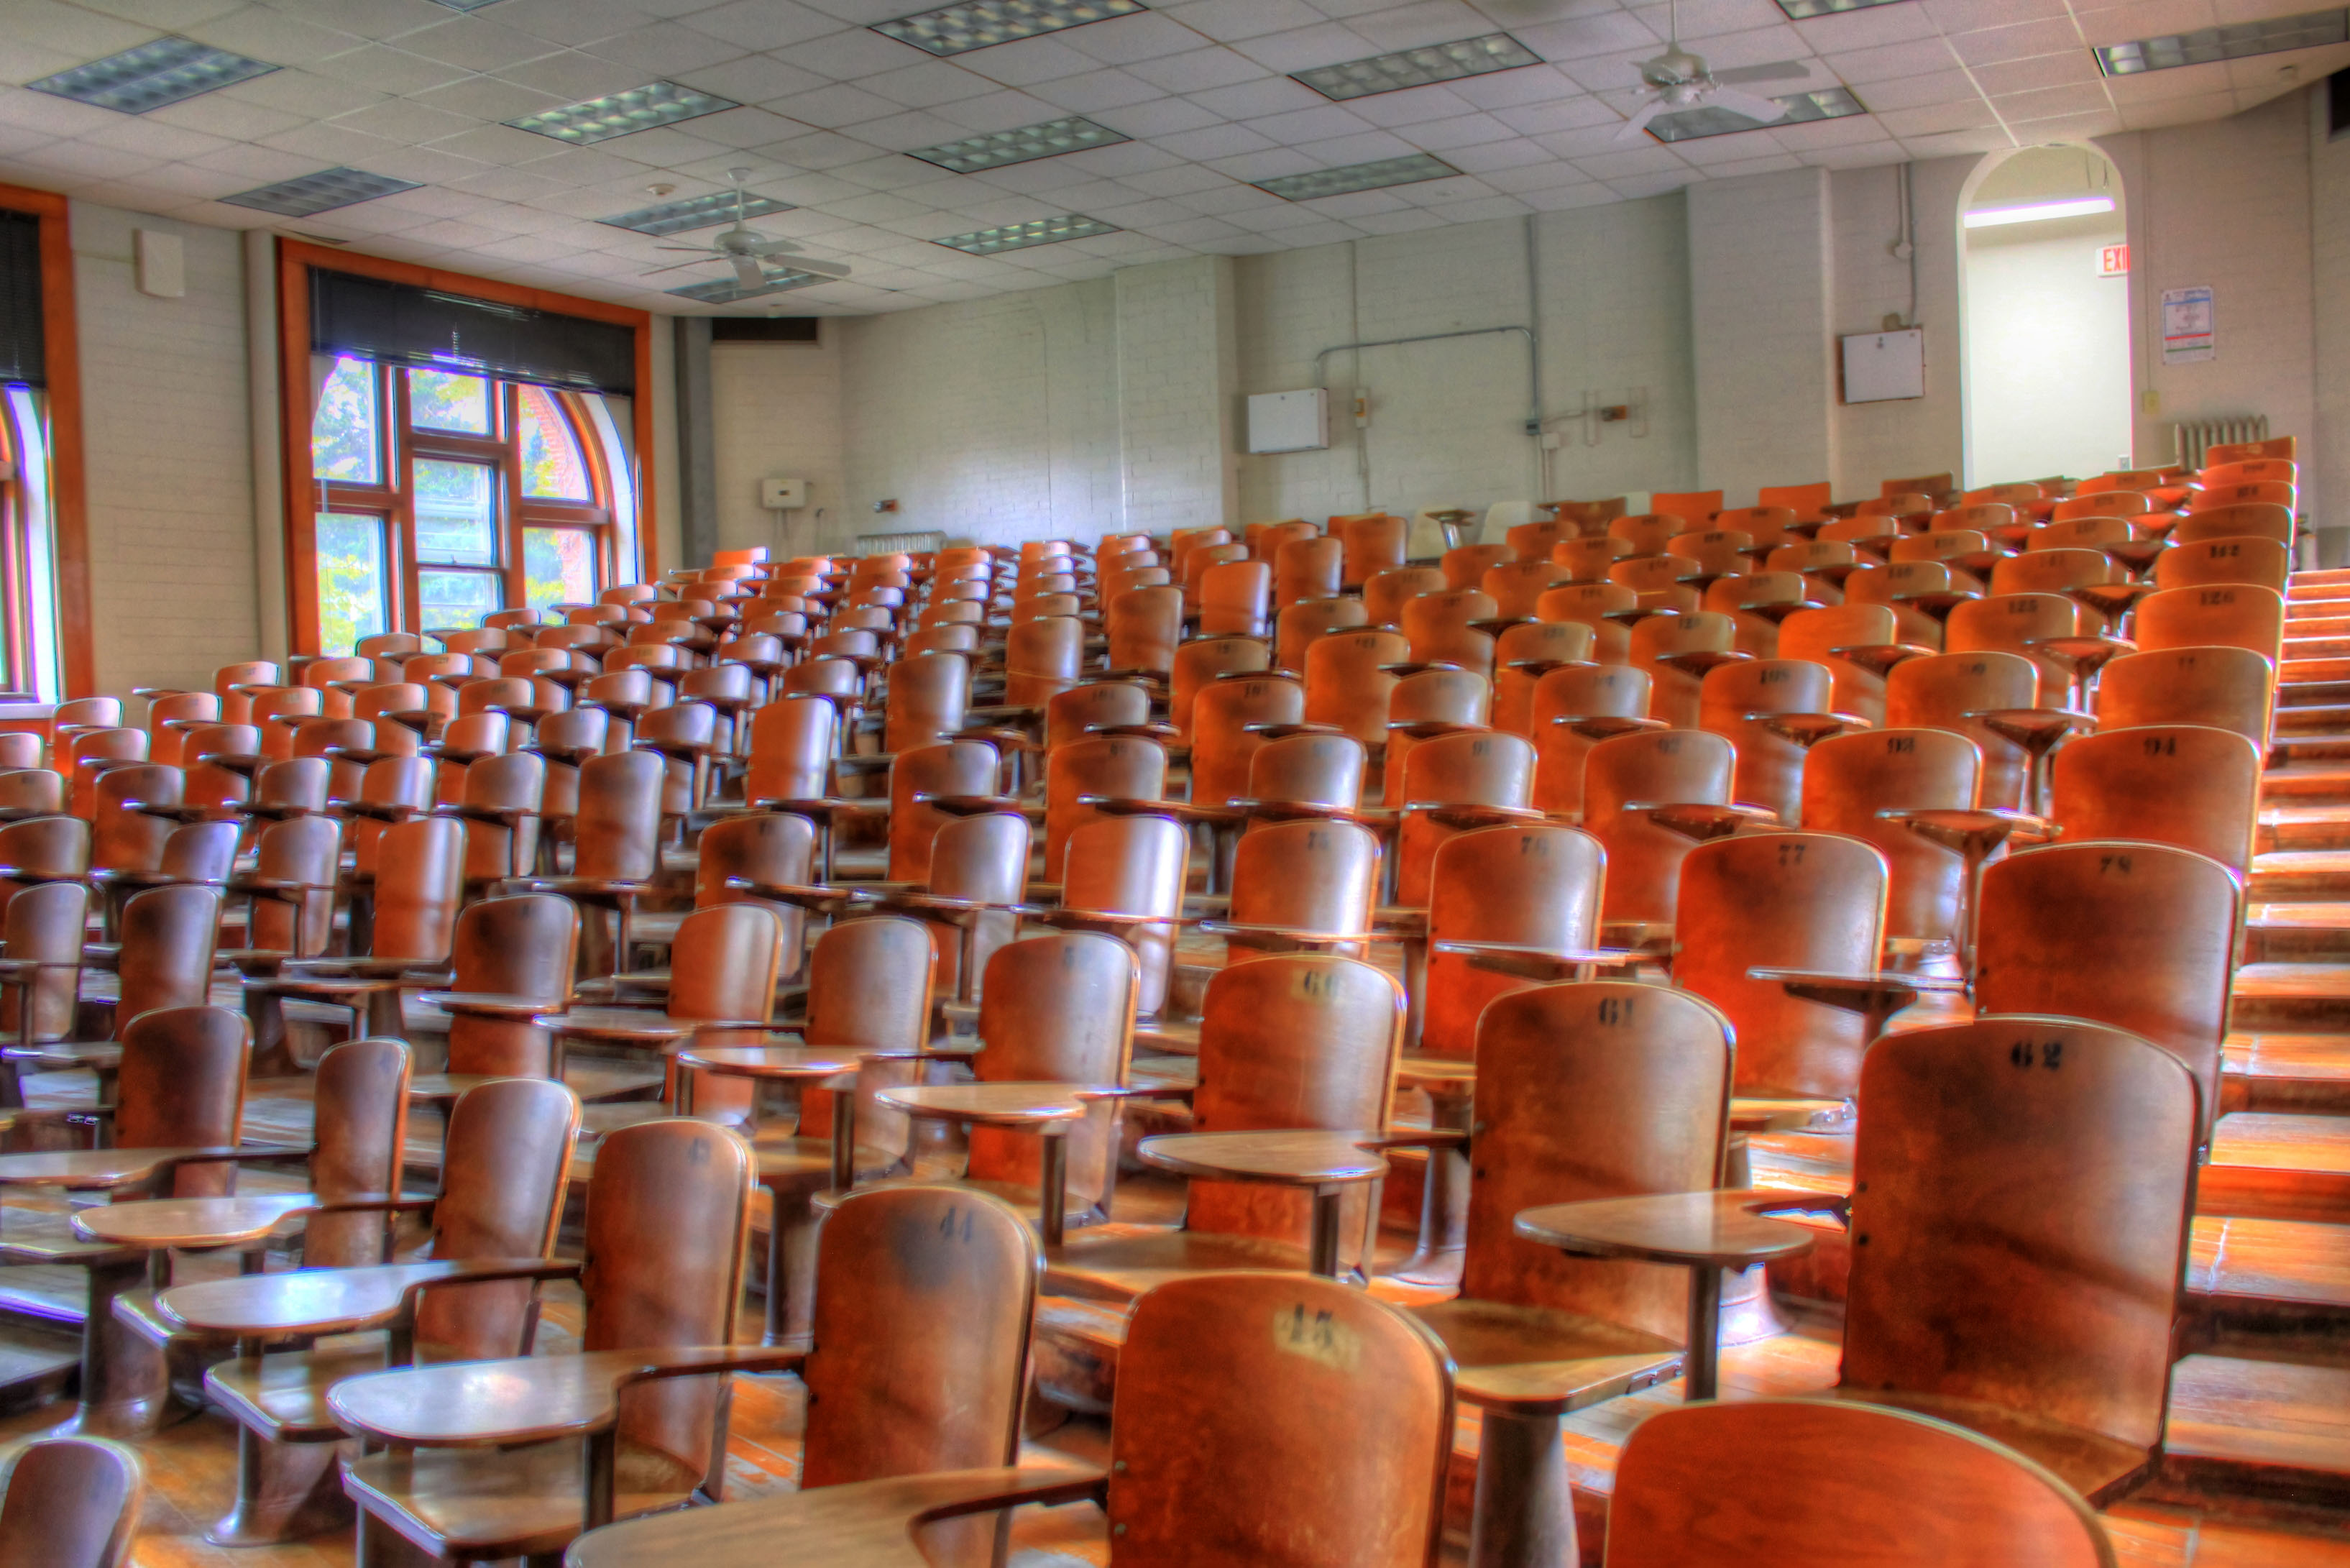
[210,1429,353,1546]
[1468,1407,1577,1568]
[65,1256,170,1439]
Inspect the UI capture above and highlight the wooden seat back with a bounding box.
[2050,725,2261,875]
[249,756,330,816]
[1666,528,1751,579]
[1630,610,1734,728]
[1609,1400,2113,1567]
[1247,731,1366,812]
[1060,815,1186,1016]
[1584,729,1735,929]
[304,1037,413,1267]
[968,933,1137,1213]
[1607,555,1702,618]
[1530,664,1651,816]
[743,696,835,807]
[1199,560,1273,638]
[917,810,1030,997]
[1507,516,1578,564]
[1490,621,1596,735]
[1781,602,1900,724]
[695,810,813,955]
[1676,830,1888,1099]
[116,884,223,1037]
[1443,541,1512,591]
[1469,982,1730,1336]
[2172,502,2291,545]
[4,881,84,1044]
[1946,592,2085,692]
[1609,513,1684,556]
[1846,1017,2196,1475]
[1479,559,1566,622]
[442,894,577,1077]
[1045,733,1165,881]
[1109,1273,1451,1567]
[116,1006,248,1198]
[1275,596,1369,674]
[1701,571,1810,658]
[1382,669,1490,806]
[2206,434,2295,465]
[1717,505,1799,547]
[367,816,464,964]
[1045,681,1152,753]
[1402,588,1499,677]
[1886,650,2041,811]
[570,751,664,884]
[1341,514,1409,586]
[1975,842,2235,1138]
[0,767,61,818]
[0,814,89,908]
[1365,566,1449,629]
[1994,546,2120,602]
[1170,636,1271,742]
[2190,480,2294,511]
[800,915,935,1170]
[2134,582,2285,664]
[1106,586,1183,678]
[1532,582,1634,663]
[1799,729,1980,948]
[1304,630,1409,747]
[2052,492,2150,522]
[1003,616,1085,709]
[91,764,178,873]
[451,751,543,884]
[880,653,968,755]
[0,1436,145,1568]
[1698,658,1834,825]
[1394,730,1535,903]
[1275,536,1346,607]
[1553,533,1631,583]
[1228,818,1380,949]
[1422,825,1604,1058]
[2095,645,2272,747]
[1766,540,1858,604]
[886,739,998,883]
[2154,535,2288,592]
[246,813,341,959]
[1190,674,1304,809]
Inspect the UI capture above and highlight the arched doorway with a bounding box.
[1957,145,2133,487]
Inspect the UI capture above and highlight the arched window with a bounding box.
[0,387,62,698]
[310,360,629,654]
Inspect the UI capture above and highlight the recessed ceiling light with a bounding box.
[600,189,793,237]
[905,116,1129,173]
[1963,196,2116,227]
[507,81,740,145]
[28,36,277,115]
[1646,84,1867,142]
[1773,0,1911,17]
[220,168,421,218]
[2094,8,2348,73]
[668,272,823,303]
[875,0,1148,56]
[932,214,1120,254]
[1293,34,1545,101]
[1256,153,1461,201]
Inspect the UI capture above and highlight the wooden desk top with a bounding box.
[0,1146,242,1190]
[1513,1189,1825,1269]
[876,1083,1089,1127]
[674,1045,860,1081]
[329,1345,802,1447]
[541,1006,768,1041]
[158,1257,563,1337]
[416,991,566,1019]
[1139,1130,1387,1188]
[1395,1055,1477,1091]
[72,1192,316,1249]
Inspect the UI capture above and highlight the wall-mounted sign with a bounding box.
[2099,243,2129,277]
[2162,285,2215,364]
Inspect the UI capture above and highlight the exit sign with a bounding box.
[2101,244,2130,277]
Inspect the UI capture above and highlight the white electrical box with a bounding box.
[760,477,809,510]
[1841,329,1925,404]
[1247,389,1330,454]
[134,229,184,299]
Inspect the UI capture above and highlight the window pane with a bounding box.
[517,385,593,500]
[419,568,502,631]
[408,369,491,434]
[413,459,498,564]
[317,513,390,657]
[524,527,597,609]
[313,357,380,484]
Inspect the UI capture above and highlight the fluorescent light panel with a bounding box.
[668,272,822,303]
[906,116,1128,173]
[29,36,276,114]
[1257,152,1461,202]
[932,214,1119,254]
[1293,34,1544,101]
[1646,84,1867,142]
[508,81,740,145]
[600,190,793,236]
[221,167,421,217]
[1963,196,2116,227]
[2095,8,2348,73]
[875,0,1148,55]
[1773,0,1911,17]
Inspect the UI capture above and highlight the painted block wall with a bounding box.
[1830,158,1969,498]
[1115,255,1239,538]
[70,199,260,700]
[2310,88,2350,554]
[710,331,845,561]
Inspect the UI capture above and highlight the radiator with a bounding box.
[2172,416,2269,470]
[854,528,945,555]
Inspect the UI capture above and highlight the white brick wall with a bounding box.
[710,333,846,559]
[1116,256,1239,535]
[70,201,258,701]
[2308,86,2348,537]
[1829,159,1970,496]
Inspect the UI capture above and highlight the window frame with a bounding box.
[0,180,90,702]
[278,239,654,657]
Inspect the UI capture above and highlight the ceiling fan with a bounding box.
[641,168,851,288]
[1612,0,1812,143]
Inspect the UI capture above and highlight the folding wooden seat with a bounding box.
[1885,648,2042,812]
[1022,815,1186,1019]
[1507,515,1576,563]
[1167,635,1271,742]
[1781,601,1915,725]
[1380,667,1490,807]
[1416,822,1605,1058]
[1490,619,1596,735]
[1716,504,1799,547]
[0,764,61,822]
[1179,541,1248,609]
[1189,672,1304,810]
[1390,728,1538,906]
[1482,556,1568,618]
[1533,580,1635,662]
[1275,595,1369,674]
[1198,816,1381,963]
[1197,559,1272,638]
[1702,570,1815,658]
[0,1005,248,1437]
[0,881,86,1066]
[1552,532,1631,582]
[1961,482,2044,509]
[1304,628,1409,748]
[513,750,662,976]
[142,691,219,769]
[1992,546,2126,619]
[1443,541,1511,590]
[1410,978,1735,1562]
[406,894,584,1083]
[1607,554,1702,617]
[2198,457,2298,490]
[2052,492,2153,524]
[2095,644,2272,747]
[1274,533,1344,606]
[1010,590,1082,625]
[1698,658,1842,825]
[1400,587,1498,677]
[1975,841,2235,1141]
[68,731,150,820]
[1244,730,1367,819]
[1764,538,1858,605]
[1834,1017,2197,1506]
[861,807,1030,1002]
[1044,733,1165,883]
[2154,533,2288,593]
[1930,501,2017,538]
[1529,664,1655,817]
[1607,1400,2114,1564]
[1818,513,1904,557]
[1169,525,1233,582]
[736,695,835,815]
[1608,513,1684,556]
[1364,564,1448,628]
[1103,584,1182,679]
[1663,528,1752,586]
[1041,679,1153,754]
[1796,728,1983,958]
[1843,561,1965,651]
[2190,479,2295,512]
[2206,434,2295,465]
[0,1435,145,1567]
[999,614,1085,710]
[899,623,976,660]
[569,1271,1453,1568]
[2134,582,2285,664]
[1946,590,2090,698]
[1583,728,1740,937]
[1676,830,1888,1104]
[2174,501,2292,545]
[432,750,543,897]
[884,739,998,884]
[2050,724,2261,876]
[1629,609,1737,730]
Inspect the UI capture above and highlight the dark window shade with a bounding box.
[711,317,820,343]
[0,211,44,388]
[310,267,635,395]
[2333,66,2350,139]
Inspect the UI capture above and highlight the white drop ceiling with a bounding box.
[0,0,2340,316]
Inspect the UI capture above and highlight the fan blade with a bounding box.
[1614,98,1668,143]
[742,236,807,256]
[653,244,713,253]
[784,256,852,279]
[1710,87,1791,123]
[640,260,712,277]
[730,254,765,288]
[1716,59,1810,84]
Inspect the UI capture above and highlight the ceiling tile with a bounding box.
[1397,110,1517,150]
[494,50,650,100]
[674,52,835,103]
[1027,68,1169,111]
[9,139,160,180]
[462,0,656,48]
[1158,0,1330,42]
[1854,67,1981,109]
[682,0,843,50]
[1876,98,2001,134]
[1477,157,1597,193]
[1794,1,1946,48]
[1820,38,1965,83]
[330,97,481,144]
[76,111,236,160]
[1341,81,1475,124]
[1947,17,2089,63]
[860,58,1000,107]
[950,37,1100,87]
[1986,80,2111,119]
[398,17,569,73]
[1971,52,2101,93]
[144,91,310,138]
[1228,23,1382,73]
[1093,96,1224,136]
[1346,204,1450,230]
[1242,103,1377,142]
[187,8,363,67]
[1125,48,1272,93]
[253,119,400,164]
[1186,75,1326,119]
[1062,12,1211,65]
[779,27,932,81]
[1512,12,1662,63]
